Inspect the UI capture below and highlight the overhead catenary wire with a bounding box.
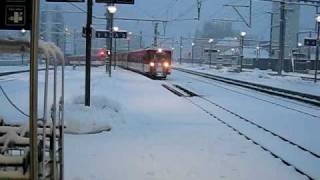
[0,85,29,117]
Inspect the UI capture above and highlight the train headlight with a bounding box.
[149,62,155,67]
[163,62,170,68]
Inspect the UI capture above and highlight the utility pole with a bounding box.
[30,0,40,179]
[85,0,92,106]
[191,42,195,66]
[315,15,320,83]
[278,1,286,75]
[114,38,117,70]
[197,0,202,20]
[153,22,159,47]
[179,36,183,64]
[308,31,312,60]
[73,29,77,55]
[106,6,110,74]
[266,12,274,58]
[107,4,116,77]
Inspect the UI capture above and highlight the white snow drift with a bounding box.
[64,95,121,134]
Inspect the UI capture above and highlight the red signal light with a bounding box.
[97,48,107,59]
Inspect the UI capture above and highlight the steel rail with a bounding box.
[173,67,320,106]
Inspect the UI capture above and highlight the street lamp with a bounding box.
[297,42,302,55]
[208,38,214,68]
[315,15,320,83]
[256,46,260,62]
[113,26,119,70]
[239,31,246,72]
[113,26,119,32]
[191,42,195,66]
[20,29,27,65]
[127,32,132,52]
[64,27,70,56]
[107,5,117,14]
[21,28,26,34]
[107,4,117,76]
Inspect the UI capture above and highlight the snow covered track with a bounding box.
[173,67,320,106]
[164,78,320,179]
[167,84,319,179]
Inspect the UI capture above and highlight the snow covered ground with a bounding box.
[174,63,320,96]
[0,65,30,73]
[0,66,312,179]
[168,70,320,179]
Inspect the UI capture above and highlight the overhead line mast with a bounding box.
[197,0,202,20]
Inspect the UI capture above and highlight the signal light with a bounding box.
[97,48,107,58]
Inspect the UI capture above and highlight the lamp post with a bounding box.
[208,38,214,68]
[239,31,246,72]
[20,29,26,65]
[113,26,119,70]
[179,36,183,64]
[256,46,260,62]
[315,15,320,83]
[128,32,132,52]
[63,27,69,56]
[84,0,93,106]
[191,42,195,66]
[297,42,302,54]
[107,4,117,77]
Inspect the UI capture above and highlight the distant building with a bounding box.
[40,2,66,52]
[271,2,300,59]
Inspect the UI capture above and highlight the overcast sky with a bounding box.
[44,0,317,47]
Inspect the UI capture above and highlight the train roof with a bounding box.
[129,48,172,53]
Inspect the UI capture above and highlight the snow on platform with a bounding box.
[0,66,308,179]
[174,63,320,96]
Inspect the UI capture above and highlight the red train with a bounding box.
[118,48,172,79]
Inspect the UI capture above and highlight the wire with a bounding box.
[0,85,29,117]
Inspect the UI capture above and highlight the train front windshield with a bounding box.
[152,53,170,63]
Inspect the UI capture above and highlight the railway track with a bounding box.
[173,67,320,106]
[176,71,320,118]
[163,82,320,179]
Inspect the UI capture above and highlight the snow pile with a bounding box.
[64,95,122,134]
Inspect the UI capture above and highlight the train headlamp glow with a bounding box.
[157,48,163,53]
[163,62,169,68]
[149,62,155,67]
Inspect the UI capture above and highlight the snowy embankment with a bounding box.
[0,66,121,134]
[174,63,320,96]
